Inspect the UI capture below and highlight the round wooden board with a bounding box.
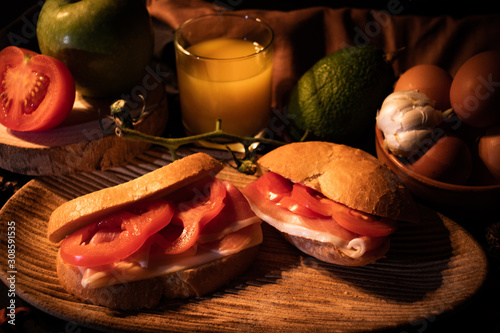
[0,147,488,332]
[0,83,168,176]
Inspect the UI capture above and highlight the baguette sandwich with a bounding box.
[242,142,416,266]
[48,153,262,310]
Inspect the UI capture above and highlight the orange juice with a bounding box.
[176,38,273,137]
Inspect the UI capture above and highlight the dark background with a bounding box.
[4,0,500,30]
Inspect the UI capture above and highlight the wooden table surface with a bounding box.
[0,146,498,333]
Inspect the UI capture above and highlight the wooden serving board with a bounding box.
[0,83,168,176]
[0,147,488,332]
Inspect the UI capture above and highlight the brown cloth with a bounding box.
[147,0,500,110]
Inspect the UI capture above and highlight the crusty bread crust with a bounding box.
[257,141,417,222]
[283,234,390,267]
[56,246,259,310]
[48,153,223,243]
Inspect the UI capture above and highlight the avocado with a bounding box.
[286,46,395,143]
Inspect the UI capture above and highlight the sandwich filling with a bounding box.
[59,176,262,288]
[242,172,397,259]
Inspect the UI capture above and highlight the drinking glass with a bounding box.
[174,14,274,138]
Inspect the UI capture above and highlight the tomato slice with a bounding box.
[242,178,358,240]
[288,183,396,236]
[277,195,325,219]
[156,177,227,254]
[256,171,292,202]
[289,183,332,217]
[245,171,397,237]
[0,46,75,132]
[200,181,258,238]
[325,200,397,237]
[60,199,174,267]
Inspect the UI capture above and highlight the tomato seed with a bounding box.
[22,72,49,115]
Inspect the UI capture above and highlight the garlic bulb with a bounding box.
[376,90,444,157]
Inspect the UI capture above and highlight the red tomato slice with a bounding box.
[200,181,258,238]
[242,178,358,240]
[256,171,293,202]
[60,199,174,267]
[244,171,397,237]
[289,183,332,217]
[0,46,75,132]
[277,195,327,219]
[157,177,227,254]
[325,200,397,237]
[255,173,329,218]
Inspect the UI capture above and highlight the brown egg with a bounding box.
[409,134,472,185]
[394,64,453,111]
[478,125,500,184]
[450,50,500,128]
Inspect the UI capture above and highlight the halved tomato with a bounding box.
[60,199,175,267]
[0,46,75,132]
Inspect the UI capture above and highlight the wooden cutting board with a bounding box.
[0,147,488,332]
[0,82,168,176]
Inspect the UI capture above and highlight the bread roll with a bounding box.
[251,141,417,266]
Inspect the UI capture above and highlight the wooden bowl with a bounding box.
[375,126,500,214]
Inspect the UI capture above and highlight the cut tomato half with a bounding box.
[0,46,75,132]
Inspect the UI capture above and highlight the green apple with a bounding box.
[36,0,154,98]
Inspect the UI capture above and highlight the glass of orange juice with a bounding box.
[174,14,274,138]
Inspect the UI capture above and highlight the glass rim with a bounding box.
[174,13,274,61]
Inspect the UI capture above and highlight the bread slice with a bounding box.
[257,141,417,222]
[50,152,261,309]
[56,246,259,310]
[48,153,223,243]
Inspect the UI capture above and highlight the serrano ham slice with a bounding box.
[242,172,388,259]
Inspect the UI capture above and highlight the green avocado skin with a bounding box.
[37,0,154,98]
[287,46,395,143]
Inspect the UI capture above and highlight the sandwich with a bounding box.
[241,141,416,266]
[47,153,262,310]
